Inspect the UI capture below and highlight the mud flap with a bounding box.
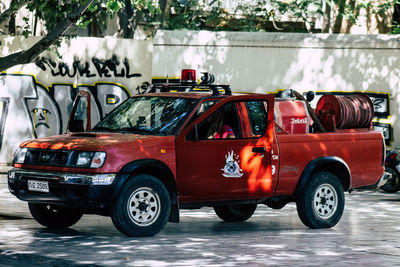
[168,202,180,223]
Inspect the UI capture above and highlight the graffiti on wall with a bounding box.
[0,73,141,160]
[35,55,142,78]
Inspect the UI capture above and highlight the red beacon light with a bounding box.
[181,69,196,84]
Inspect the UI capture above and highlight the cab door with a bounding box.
[175,94,276,203]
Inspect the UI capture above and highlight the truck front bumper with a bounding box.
[8,168,117,208]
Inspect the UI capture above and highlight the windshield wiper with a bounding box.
[91,126,118,132]
[118,127,155,135]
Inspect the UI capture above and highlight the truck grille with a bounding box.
[25,149,71,166]
[53,152,69,165]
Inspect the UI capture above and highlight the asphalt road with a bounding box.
[1,174,400,266]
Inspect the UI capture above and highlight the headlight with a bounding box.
[74,151,106,168]
[13,147,28,164]
[76,152,93,167]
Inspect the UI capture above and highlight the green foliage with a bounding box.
[161,0,398,33]
[391,20,400,34]
[163,0,204,30]
[107,0,124,12]
[3,0,400,37]
[19,0,124,34]
[163,0,274,31]
[132,0,161,23]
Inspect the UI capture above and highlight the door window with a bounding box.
[245,101,268,136]
[197,102,241,139]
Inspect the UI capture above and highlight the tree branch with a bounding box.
[0,0,30,26]
[0,0,94,72]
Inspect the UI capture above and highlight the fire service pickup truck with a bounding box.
[8,70,387,237]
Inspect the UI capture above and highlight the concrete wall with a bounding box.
[153,30,400,147]
[0,36,152,163]
[0,31,399,163]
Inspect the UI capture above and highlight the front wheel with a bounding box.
[28,203,83,229]
[296,172,344,229]
[111,174,171,237]
[214,204,257,222]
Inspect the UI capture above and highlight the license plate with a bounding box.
[28,180,49,193]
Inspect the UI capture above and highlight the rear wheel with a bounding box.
[214,204,257,222]
[28,203,83,228]
[111,174,171,237]
[296,172,344,229]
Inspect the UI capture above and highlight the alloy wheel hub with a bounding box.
[127,187,161,226]
[313,183,338,220]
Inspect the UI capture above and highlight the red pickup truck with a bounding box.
[8,72,387,237]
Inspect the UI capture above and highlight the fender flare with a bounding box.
[111,159,179,222]
[295,156,352,196]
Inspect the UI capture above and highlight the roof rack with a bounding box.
[145,70,232,96]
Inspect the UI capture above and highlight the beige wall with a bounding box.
[153,30,400,147]
[0,31,399,163]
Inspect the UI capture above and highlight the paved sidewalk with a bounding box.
[0,165,11,174]
[1,185,400,266]
[0,172,31,219]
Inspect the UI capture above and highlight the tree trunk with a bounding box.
[322,3,331,33]
[0,0,94,72]
[8,14,15,35]
[118,0,134,38]
[332,0,346,33]
[344,0,357,34]
[160,0,172,28]
[0,0,30,34]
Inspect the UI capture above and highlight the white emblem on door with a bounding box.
[222,150,244,178]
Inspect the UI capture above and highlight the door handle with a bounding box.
[252,147,266,153]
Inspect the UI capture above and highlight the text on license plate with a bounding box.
[28,180,49,193]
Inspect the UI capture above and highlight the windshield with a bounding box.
[93,96,198,135]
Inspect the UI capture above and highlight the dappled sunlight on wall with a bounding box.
[153,30,236,84]
[153,30,400,147]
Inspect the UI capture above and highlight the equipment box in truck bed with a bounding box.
[8,71,387,237]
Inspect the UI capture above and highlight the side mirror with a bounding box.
[66,91,92,133]
[68,119,84,132]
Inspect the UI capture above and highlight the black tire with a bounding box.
[296,172,344,229]
[28,203,83,229]
[381,167,400,193]
[111,174,171,237]
[214,204,257,222]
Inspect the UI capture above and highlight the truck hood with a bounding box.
[21,132,174,151]
[19,132,176,173]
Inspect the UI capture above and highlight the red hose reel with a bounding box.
[316,94,374,131]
